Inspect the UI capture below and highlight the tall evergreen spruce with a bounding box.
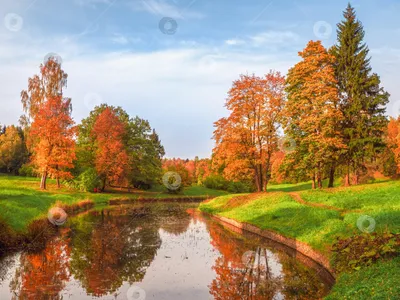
[331,3,389,185]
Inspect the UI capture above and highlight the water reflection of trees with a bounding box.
[69,211,162,297]
[206,220,330,299]
[10,229,71,300]
[207,221,282,299]
[8,207,164,299]
[158,205,192,236]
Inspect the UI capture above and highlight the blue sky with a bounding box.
[1,0,400,158]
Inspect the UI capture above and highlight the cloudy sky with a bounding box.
[1,0,399,158]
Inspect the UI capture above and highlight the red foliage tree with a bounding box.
[91,108,130,191]
[387,117,400,172]
[21,58,74,189]
[30,95,76,189]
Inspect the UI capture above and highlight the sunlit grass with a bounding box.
[299,180,400,233]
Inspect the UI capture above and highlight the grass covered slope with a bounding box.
[200,180,400,252]
[0,174,227,232]
[200,192,350,254]
[299,180,400,234]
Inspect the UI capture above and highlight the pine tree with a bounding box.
[331,4,390,185]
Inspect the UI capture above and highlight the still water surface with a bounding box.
[0,203,333,299]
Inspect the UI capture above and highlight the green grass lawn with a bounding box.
[299,180,400,234]
[0,174,227,232]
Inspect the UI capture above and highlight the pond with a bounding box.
[0,202,333,299]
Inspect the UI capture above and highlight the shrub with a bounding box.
[18,164,37,177]
[227,181,253,193]
[203,175,253,193]
[65,168,101,192]
[332,232,400,273]
[203,175,229,190]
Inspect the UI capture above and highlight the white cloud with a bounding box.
[250,30,300,46]
[0,34,295,158]
[225,39,245,46]
[1,30,397,158]
[111,33,129,45]
[131,0,204,20]
[224,30,301,49]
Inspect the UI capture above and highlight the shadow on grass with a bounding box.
[268,182,312,193]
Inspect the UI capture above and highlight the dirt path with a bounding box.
[288,192,362,215]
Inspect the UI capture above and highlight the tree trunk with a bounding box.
[354,169,359,185]
[345,162,351,186]
[328,162,335,188]
[317,176,323,189]
[101,178,106,192]
[264,157,271,192]
[57,177,60,189]
[317,165,323,189]
[40,171,47,190]
[312,172,316,189]
[254,167,261,192]
[258,164,264,192]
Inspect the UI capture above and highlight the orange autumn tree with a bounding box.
[162,158,192,186]
[213,71,286,192]
[387,117,400,171]
[91,107,130,191]
[0,125,27,173]
[21,58,75,189]
[30,96,76,189]
[284,41,345,188]
[270,151,286,184]
[195,158,212,185]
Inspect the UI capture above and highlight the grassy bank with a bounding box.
[199,180,400,299]
[0,174,227,233]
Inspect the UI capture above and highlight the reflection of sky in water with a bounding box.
[137,220,220,299]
